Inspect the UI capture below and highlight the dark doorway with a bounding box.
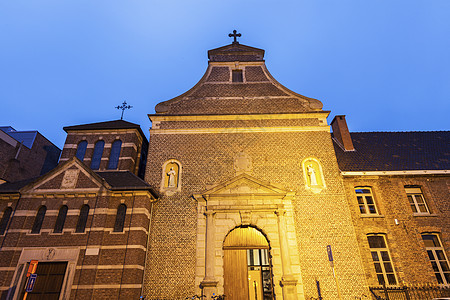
[20,261,67,300]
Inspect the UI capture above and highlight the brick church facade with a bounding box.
[0,37,449,300]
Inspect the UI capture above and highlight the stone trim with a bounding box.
[342,170,449,176]
[72,284,142,289]
[75,264,144,270]
[151,126,330,135]
[150,112,329,122]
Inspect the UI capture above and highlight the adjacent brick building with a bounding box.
[0,126,61,183]
[0,120,156,300]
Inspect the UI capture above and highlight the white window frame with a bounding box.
[422,234,450,286]
[367,234,398,286]
[405,187,430,214]
[355,187,378,215]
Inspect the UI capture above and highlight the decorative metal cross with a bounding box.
[115,101,132,120]
[228,30,241,44]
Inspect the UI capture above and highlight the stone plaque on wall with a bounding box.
[61,169,79,189]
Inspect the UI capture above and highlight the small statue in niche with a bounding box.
[307,164,318,186]
[167,167,177,187]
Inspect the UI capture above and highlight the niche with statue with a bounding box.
[160,159,182,195]
[302,157,326,193]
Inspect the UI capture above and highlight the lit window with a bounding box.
[0,207,12,235]
[422,234,450,285]
[75,205,90,233]
[31,206,47,234]
[90,140,105,170]
[355,187,378,215]
[232,70,243,82]
[405,186,430,214]
[107,140,122,170]
[368,235,397,286]
[53,205,68,233]
[75,141,88,161]
[114,204,127,232]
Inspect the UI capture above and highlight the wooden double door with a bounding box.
[223,227,274,300]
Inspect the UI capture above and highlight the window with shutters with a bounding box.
[422,234,450,285]
[75,205,89,233]
[0,207,12,235]
[232,70,243,82]
[75,141,88,161]
[31,206,47,234]
[90,140,104,170]
[53,205,68,233]
[113,204,127,232]
[355,187,379,215]
[107,140,122,170]
[367,234,397,286]
[405,186,430,214]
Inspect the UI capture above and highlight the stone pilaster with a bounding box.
[276,209,298,300]
[201,210,218,298]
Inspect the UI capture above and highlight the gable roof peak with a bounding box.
[208,43,265,62]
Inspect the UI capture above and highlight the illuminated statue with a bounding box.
[307,164,318,186]
[167,167,177,187]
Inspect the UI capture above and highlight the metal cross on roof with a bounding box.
[115,101,132,120]
[228,30,241,44]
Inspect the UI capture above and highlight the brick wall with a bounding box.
[342,175,450,286]
[143,117,368,299]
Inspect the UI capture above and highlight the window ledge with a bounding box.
[360,214,385,218]
[413,213,438,217]
[110,231,125,235]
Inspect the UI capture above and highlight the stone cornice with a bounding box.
[341,170,449,176]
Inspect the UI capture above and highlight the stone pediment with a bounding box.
[196,174,290,199]
[21,157,108,194]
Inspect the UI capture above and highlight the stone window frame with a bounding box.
[53,205,68,234]
[74,204,90,234]
[113,203,127,233]
[75,140,88,161]
[232,69,244,83]
[90,140,105,170]
[367,234,398,286]
[31,206,47,234]
[355,187,379,216]
[107,139,122,170]
[0,206,13,235]
[405,186,430,215]
[421,233,450,286]
[160,159,182,195]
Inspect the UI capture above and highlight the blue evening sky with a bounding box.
[1,1,449,148]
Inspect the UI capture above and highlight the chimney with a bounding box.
[331,115,355,151]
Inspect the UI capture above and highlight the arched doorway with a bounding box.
[223,226,274,300]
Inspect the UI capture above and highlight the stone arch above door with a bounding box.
[223,226,269,250]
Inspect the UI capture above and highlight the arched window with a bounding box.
[0,207,13,235]
[90,140,105,170]
[31,206,47,234]
[107,140,122,170]
[113,204,127,232]
[75,205,90,233]
[75,141,88,161]
[53,205,68,233]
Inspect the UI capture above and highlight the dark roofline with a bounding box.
[63,120,147,143]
